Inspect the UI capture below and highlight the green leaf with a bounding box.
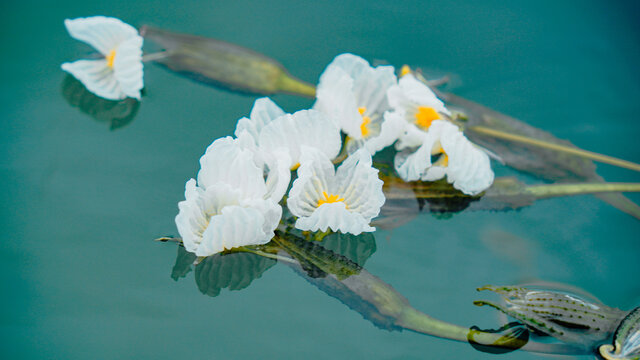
[170,245,197,281]
[319,232,376,267]
[194,251,276,297]
[436,90,640,219]
[61,74,140,130]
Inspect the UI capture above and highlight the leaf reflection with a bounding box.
[61,74,140,130]
[171,244,275,297]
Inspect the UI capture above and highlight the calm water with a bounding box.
[1,0,639,359]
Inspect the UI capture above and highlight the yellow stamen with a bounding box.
[400,65,411,77]
[106,49,116,68]
[317,191,345,207]
[358,106,371,137]
[291,162,300,171]
[414,106,440,130]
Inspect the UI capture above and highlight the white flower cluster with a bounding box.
[60,17,495,257]
[175,54,494,257]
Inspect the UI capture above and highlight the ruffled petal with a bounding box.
[363,111,406,155]
[197,136,267,199]
[395,74,450,115]
[314,53,396,140]
[197,205,270,257]
[258,110,341,167]
[314,66,361,137]
[295,202,374,235]
[64,16,138,55]
[175,181,243,253]
[334,149,385,220]
[113,35,144,100]
[440,131,494,195]
[61,59,123,100]
[262,149,292,203]
[234,97,285,143]
[287,148,335,217]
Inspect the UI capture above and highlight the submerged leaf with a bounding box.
[467,322,530,354]
[274,232,362,280]
[193,251,276,297]
[61,74,140,130]
[141,26,315,97]
[435,89,640,219]
[319,232,377,267]
[475,285,627,348]
[171,245,197,281]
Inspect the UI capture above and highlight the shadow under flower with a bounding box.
[61,74,141,130]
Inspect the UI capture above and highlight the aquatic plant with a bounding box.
[287,148,385,234]
[61,16,143,100]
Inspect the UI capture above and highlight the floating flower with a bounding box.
[61,16,143,101]
[387,73,452,148]
[258,109,342,169]
[314,53,404,155]
[394,120,494,195]
[287,148,385,235]
[176,136,282,257]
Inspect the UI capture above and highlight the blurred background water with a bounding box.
[1,0,639,358]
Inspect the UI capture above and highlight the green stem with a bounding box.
[468,125,640,172]
[398,307,587,355]
[526,182,640,198]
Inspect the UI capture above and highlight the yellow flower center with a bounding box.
[317,191,345,207]
[400,65,411,77]
[358,106,371,137]
[106,49,117,68]
[291,162,301,171]
[414,106,440,130]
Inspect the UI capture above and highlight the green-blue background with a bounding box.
[1,0,638,358]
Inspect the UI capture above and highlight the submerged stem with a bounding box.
[468,125,640,172]
[141,50,174,63]
[526,182,640,198]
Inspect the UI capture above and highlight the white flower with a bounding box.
[234,97,286,146]
[233,98,342,202]
[387,73,451,149]
[287,148,385,235]
[314,53,403,155]
[175,136,282,257]
[61,16,143,101]
[394,121,494,195]
[258,109,342,168]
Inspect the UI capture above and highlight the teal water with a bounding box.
[1,0,639,359]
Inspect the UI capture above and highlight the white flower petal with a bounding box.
[258,110,341,167]
[234,97,285,142]
[61,59,124,100]
[440,130,495,195]
[175,180,243,254]
[197,205,270,257]
[393,74,450,115]
[363,111,406,155]
[314,53,396,140]
[113,35,144,100]
[334,149,385,220]
[287,148,334,217]
[64,16,139,55]
[262,149,292,203]
[197,136,267,198]
[294,202,374,235]
[314,66,361,137]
